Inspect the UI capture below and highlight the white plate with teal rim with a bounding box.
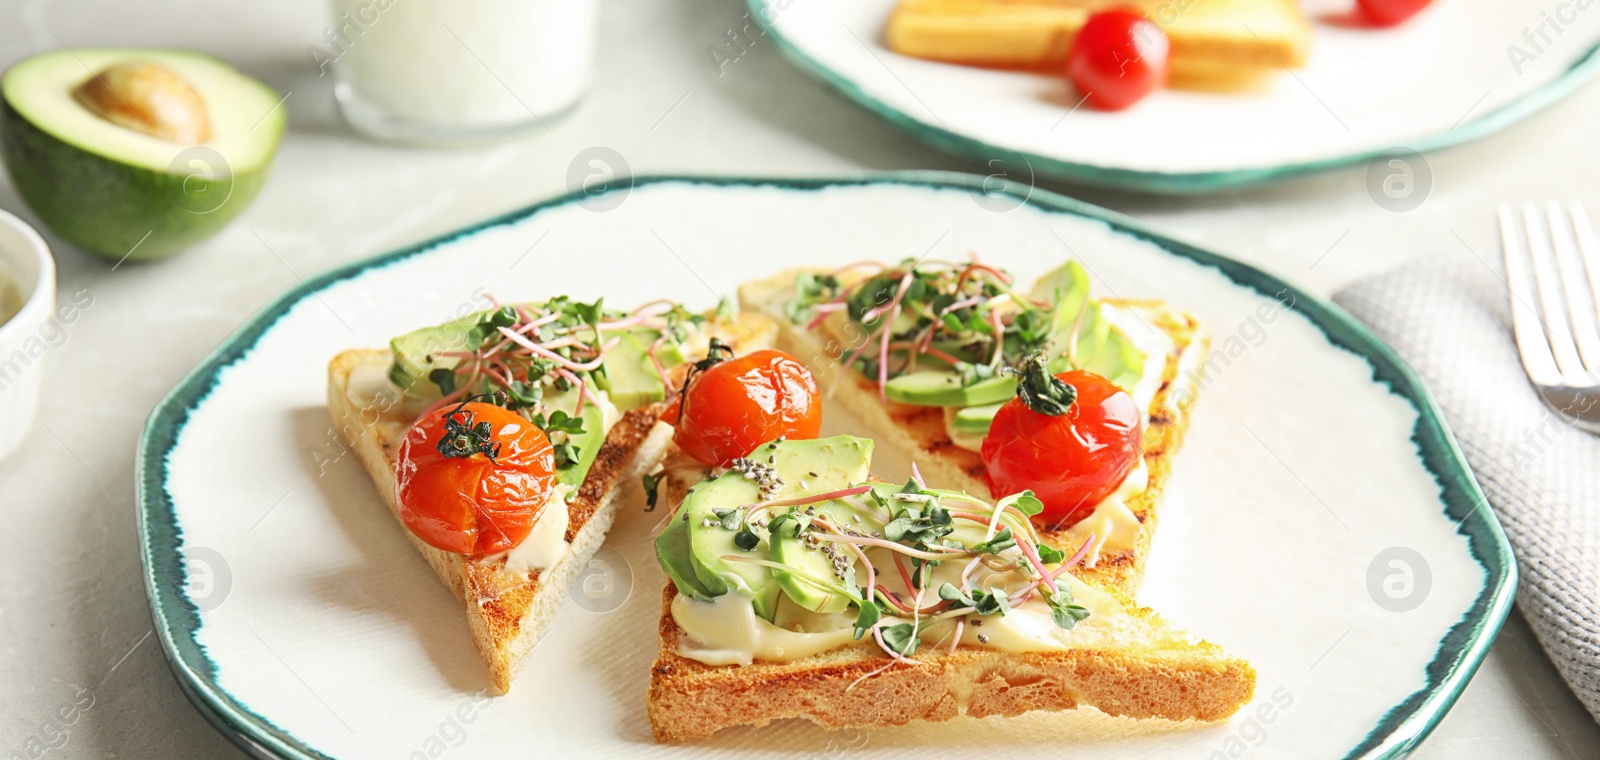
[138,174,1513,760]
[750,0,1600,193]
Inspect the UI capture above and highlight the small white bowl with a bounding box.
[0,208,55,461]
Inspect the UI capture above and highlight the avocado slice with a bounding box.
[883,370,1017,407]
[595,330,683,411]
[665,435,874,621]
[944,404,1000,450]
[1032,261,1146,392]
[947,401,1004,445]
[768,497,882,614]
[657,514,717,600]
[543,388,606,490]
[951,401,1004,434]
[388,311,490,398]
[0,49,285,261]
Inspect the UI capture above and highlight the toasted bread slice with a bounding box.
[739,269,1209,596]
[886,0,1311,82]
[646,473,1255,743]
[327,314,777,693]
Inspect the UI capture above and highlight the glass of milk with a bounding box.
[324,0,599,143]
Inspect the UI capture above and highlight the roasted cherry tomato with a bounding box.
[1066,9,1171,112]
[981,367,1142,530]
[665,347,822,467]
[396,401,557,558]
[1355,0,1431,27]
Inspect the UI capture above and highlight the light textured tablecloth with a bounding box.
[1335,255,1600,724]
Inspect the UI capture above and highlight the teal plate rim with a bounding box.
[747,0,1600,195]
[137,172,1517,760]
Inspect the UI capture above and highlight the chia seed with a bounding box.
[978,634,990,644]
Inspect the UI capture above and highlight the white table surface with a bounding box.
[1,0,1597,757]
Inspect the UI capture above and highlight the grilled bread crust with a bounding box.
[645,474,1255,743]
[328,348,673,693]
[328,314,778,693]
[738,269,1210,597]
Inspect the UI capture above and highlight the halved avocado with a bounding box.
[0,48,284,261]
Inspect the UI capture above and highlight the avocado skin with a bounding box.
[0,96,273,261]
[657,515,717,600]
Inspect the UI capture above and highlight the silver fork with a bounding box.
[1499,201,1600,434]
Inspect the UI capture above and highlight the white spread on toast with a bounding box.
[493,391,622,576]
[1060,461,1147,568]
[1100,304,1175,416]
[671,551,1126,665]
[498,484,574,576]
[673,592,858,666]
[343,356,418,443]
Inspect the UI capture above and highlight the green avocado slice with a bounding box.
[596,329,683,411]
[768,497,884,614]
[658,436,874,622]
[883,370,1016,407]
[1032,261,1146,391]
[543,389,606,490]
[387,311,487,398]
[657,515,716,600]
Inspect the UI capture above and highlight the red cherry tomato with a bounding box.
[981,370,1142,530]
[665,349,822,467]
[1066,9,1171,111]
[1355,0,1431,27]
[396,401,557,558]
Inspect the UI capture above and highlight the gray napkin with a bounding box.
[1334,254,1600,723]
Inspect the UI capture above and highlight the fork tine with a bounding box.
[1500,205,1563,387]
[1523,202,1587,380]
[1569,201,1600,375]
[1546,201,1600,378]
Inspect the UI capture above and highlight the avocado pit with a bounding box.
[72,60,212,144]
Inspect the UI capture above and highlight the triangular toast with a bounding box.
[326,316,776,693]
[886,0,1311,83]
[739,268,1209,597]
[645,462,1254,742]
